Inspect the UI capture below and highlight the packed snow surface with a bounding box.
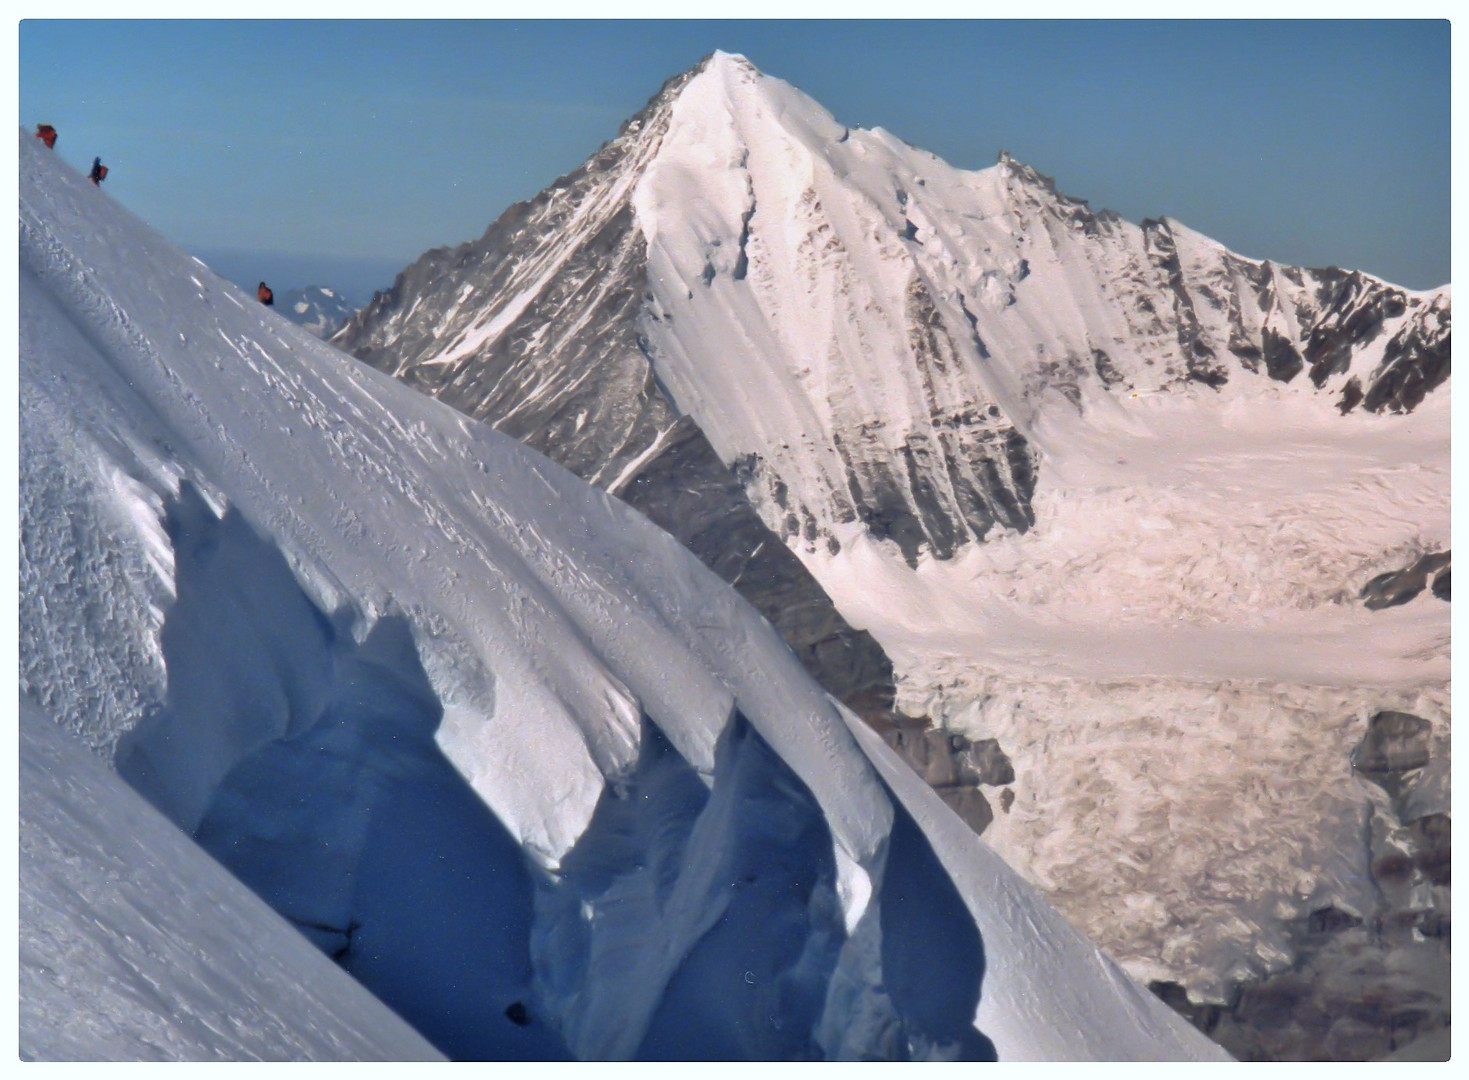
[18,130,1225,1059]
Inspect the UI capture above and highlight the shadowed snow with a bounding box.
[18,697,442,1062]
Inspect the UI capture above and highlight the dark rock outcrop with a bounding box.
[1360,294,1452,414]
[1360,551,1450,610]
[935,787,994,837]
[1351,710,1432,778]
[1154,707,1451,1061]
[1431,566,1450,601]
[865,714,1013,836]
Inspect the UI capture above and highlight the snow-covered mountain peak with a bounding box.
[681,47,845,135]
[702,48,757,74]
[341,50,1449,574]
[279,283,357,338]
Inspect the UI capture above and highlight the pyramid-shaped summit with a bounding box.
[336,51,1034,570]
[338,50,1448,569]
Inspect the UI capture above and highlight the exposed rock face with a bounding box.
[1360,551,1451,610]
[1351,710,1432,779]
[1359,292,1451,413]
[1153,709,1451,1061]
[864,714,1015,836]
[988,158,1449,421]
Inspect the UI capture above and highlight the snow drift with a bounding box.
[18,129,1225,1060]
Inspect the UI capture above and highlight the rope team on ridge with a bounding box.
[35,123,274,306]
[34,123,106,185]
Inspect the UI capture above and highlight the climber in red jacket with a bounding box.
[35,124,57,149]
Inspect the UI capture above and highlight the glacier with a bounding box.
[17,127,1226,1061]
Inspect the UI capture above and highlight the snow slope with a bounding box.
[18,129,1225,1060]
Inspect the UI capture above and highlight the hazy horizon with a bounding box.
[188,247,412,307]
[20,20,1451,293]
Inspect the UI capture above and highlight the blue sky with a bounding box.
[19,20,1450,300]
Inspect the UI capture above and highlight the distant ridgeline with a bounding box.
[279,285,359,339]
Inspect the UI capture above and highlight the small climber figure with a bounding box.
[35,124,57,149]
[88,157,108,185]
[257,282,274,306]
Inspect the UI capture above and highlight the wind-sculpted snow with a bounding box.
[541,712,852,1060]
[19,130,1224,1059]
[116,484,570,1058]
